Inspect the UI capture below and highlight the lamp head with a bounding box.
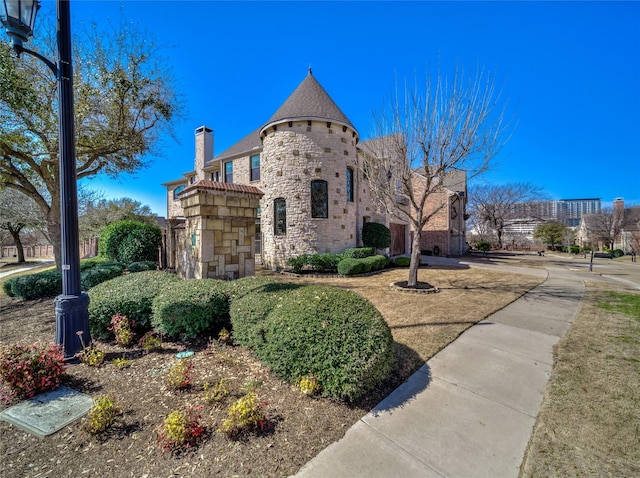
[0,0,40,49]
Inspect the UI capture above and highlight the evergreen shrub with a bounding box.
[151,279,230,340]
[342,247,375,259]
[337,258,368,275]
[229,279,301,350]
[362,222,391,250]
[99,220,141,259]
[127,261,158,273]
[286,255,310,273]
[257,286,394,401]
[613,249,624,258]
[9,270,62,300]
[88,270,180,339]
[117,225,162,264]
[394,256,411,267]
[80,262,125,290]
[308,253,342,272]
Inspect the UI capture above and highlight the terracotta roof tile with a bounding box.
[182,180,264,196]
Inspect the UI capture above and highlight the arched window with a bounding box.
[274,198,286,235]
[173,185,186,200]
[346,167,354,202]
[311,180,328,218]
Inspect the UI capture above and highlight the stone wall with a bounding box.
[259,120,361,269]
[176,181,263,280]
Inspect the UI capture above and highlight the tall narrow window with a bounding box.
[274,198,286,235]
[250,154,260,181]
[346,167,354,202]
[311,180,328,218]
[224,161,233,183]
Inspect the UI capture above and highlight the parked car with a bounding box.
[593,252,612,259]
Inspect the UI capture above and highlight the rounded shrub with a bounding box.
[362,222,391,250]
[394,256,411,267]
[476,241,491,252]
[151,279,230,340]
[88,270,181,339]
[9,270,62,300]
[80,263,125,290]
[99,220,142,260]
[343,247,375,259]
[3,278,15,297]
[229,278,302,350]
[257,286,394,401]
[127,261,158,273]
[613,249,624,258]
[337,258,368,275]
[116,224,162,264]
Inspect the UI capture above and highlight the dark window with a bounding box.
[211,171,220,182]
[224,161,233,183]
[250,154,260,181]
[173,185,186,200]
[274,198,286,235]
[311,180,328,218]
[346,167,354,202]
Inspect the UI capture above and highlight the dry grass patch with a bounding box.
[521,282,640,478]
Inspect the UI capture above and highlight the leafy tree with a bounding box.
[360,67,509,287]
[0,18,182,269]
[79,197,156,240]
[534,222,567,250]
[0,188,47,262]
[469,182,546,249]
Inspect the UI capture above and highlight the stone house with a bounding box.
[162,70,467,276]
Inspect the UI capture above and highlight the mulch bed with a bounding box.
[0,297,400,478]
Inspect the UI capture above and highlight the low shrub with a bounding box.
[613,249,625,258]
[2,279,15,297]
[80,262,124,290]
[286,255,310,273]
[88,270,181,340]
[9,270,61,300]
[166,359,194,390]
[337,258,368,275]
[0,343,66,400]
[362,254,390,271]
[158,405,206,452]
[229,279,301,350]
[308,253,342,272]
[256,286,394,401]
[110,313,135,347]
[203,378,229,404]
[84,395,121,434]
[139,331,163,352]
[476,241,491,252]
[394,256,411,267]
[219,393,269,437]
[342,247,375,259]
[127,261,158,273]
[151,279,229,340]
[79,257,111,271]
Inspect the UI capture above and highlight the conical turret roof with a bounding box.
[260,70,357,136]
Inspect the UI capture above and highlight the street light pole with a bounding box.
[1,0,90,359]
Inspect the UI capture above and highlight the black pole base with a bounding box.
[55,292,91,359]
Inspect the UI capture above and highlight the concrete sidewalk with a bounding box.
[295,264,584,478]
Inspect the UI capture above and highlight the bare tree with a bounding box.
[0,188,47,262]
[588,206,624,251]
[469,182,546,249]
[360,67,509,287]
[79,196,156,240]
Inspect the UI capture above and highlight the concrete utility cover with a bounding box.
[0,386,93,438]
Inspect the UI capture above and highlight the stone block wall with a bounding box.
[176,181,263,280]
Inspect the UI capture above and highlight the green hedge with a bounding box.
[394,256,411,267]
[127,261,158,273]
[286,253,342,273]
[88,270,181,339]
[256,286,394,401]
[8,270,62,300]
[151,279,230,340]
[337,254,389,275]
[80,262,125,290]
[98,220,161,264]
[343,247,375,259]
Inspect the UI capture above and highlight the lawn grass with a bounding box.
[520,283,640,477]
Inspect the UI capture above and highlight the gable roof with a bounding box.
[260,69,357,136]
[213,127,263,163]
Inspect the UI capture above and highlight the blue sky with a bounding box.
[39,1,640,214]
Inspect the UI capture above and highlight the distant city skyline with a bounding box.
[35,0,637,216]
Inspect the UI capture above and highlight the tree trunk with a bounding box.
[408,228,423,287]
[8,225,25,263]
[46,204,62,270]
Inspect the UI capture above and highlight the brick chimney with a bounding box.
[194,126,213,181]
